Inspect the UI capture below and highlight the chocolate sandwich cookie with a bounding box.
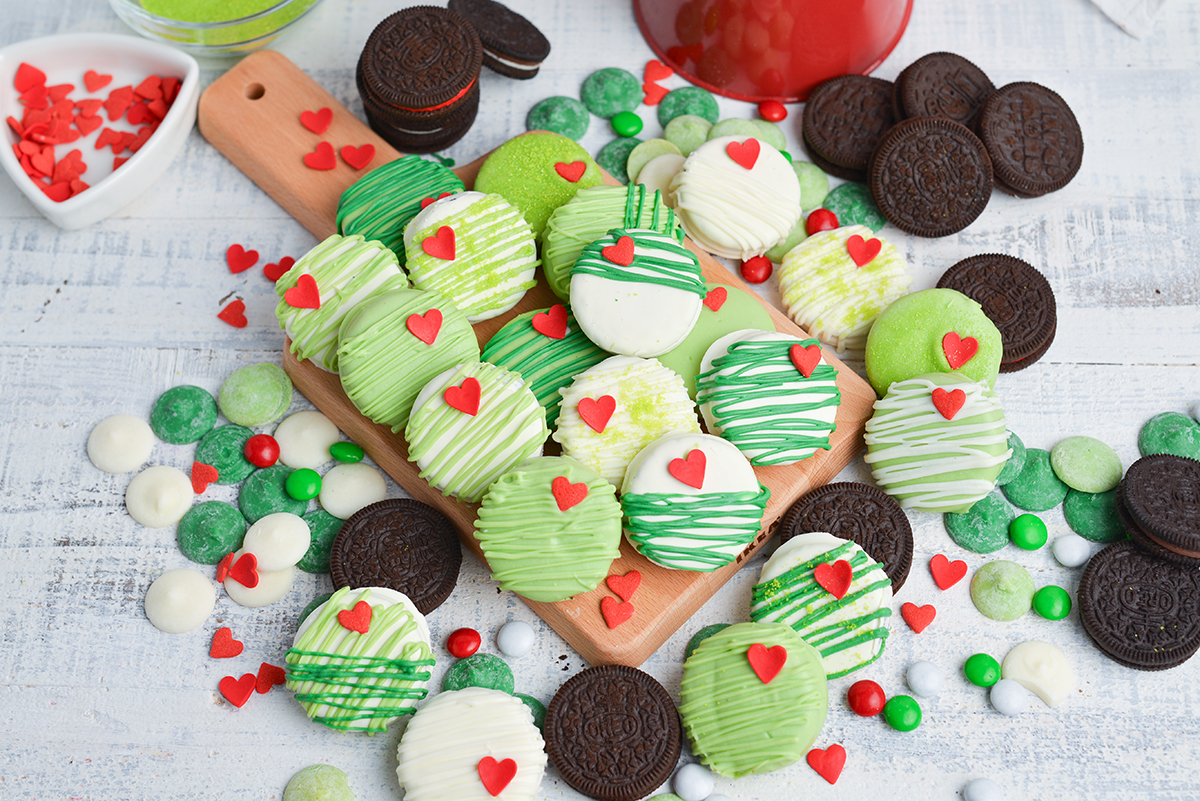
[1119,454,1200,565]
[1079,542,1200,671]
[802,75,895,183]
[899,52,995,127]
[328,498,462,614]
[977,82,1083,197]
[869,116,993,237]
[937,254,1057,372]
[779,482,914,591]
[1113,483,1179,564]
[545,665,681,801]
[448,0,550,79]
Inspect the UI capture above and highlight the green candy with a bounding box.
[626,138,682,184]
[707,118,761,141]
[526,96,590,140]
[176,501,247,564]
[611,110,643,137]
[657,86,719,127]
[964,653,1001,687]
[763,218,808,263]
[1138,411,1200,459]
[663,114,713,157]
[283,764,354,801]
[748,119,786,151]
[239,464,308,523]
[218,363,292,427]
[792,161,829,209]
[1033,585,1072,620]
[150,385,217,444]
[1050,435,1123,493]
[1009,513,1048,550]
[514,693,546,731]
[297,509,343,574]
[286,467,322,501]
[1062,488,1126,543]
[297,592,333,627]
[442,653,514,694]
[194,424,255,485]
[970,560,1035,621]
[822,183,885,232]
[995,431,1028,486]
[1002,448,1070,512]
[596,136,643,183]
[684,623,731,661]
[943,490,1014,554]
[882,695,922,731]
[329,441,364,463]
[581,68,641,118]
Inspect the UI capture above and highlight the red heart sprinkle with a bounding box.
[550,475,589,511]
[103,86,133,122]
[931,387,966,420]
[191,461,219,494]
[807,744,847,784]
[668,448,706,489]
[226,244,259,273]
[215,552,234,583]
[644,59,674,82]
[554,160,586,182]
[642,81,669,106]
[444,376,481,416]
[30,149,55,176]
[477,756,517,797]
[255,662,286,694]
[284,274,321,309]
[83,70,112,93]
[133,76,162,100]
[600,595,634,629]
[48,84,74,103]
[577,395,616,433]
[601,235,635,266]
[747,642,787,683]
[942,331,979,370]
[15,63,47,94]
[146,98,168,120]
[703,286,727,311]
[930,553,968,590]
[813,560,853,599]
[75,98,103,117]
[901,602,936,633]
[420,192,452,210]
[42,182,72,203]
[209,627,244,659]
[726,137,761,170]
[228,552,259,589]
[406,308,443,345]
[303,141,336,170]
[162,76,181,105]
[340,143,375,170]
[531,304,568,339]
[606,570,642,602]
[263,256,295,282]
[217,299,248,329]
[337,600,373,633]
[218,673,256,708]
[789,343,822,378]
[299,107,332,134]
[422,226,456,260]
[845,234,882,267]
[112,156,128,170]
[74,113,102,136]
[68,179,89,197]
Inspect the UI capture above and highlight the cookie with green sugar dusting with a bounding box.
[218,363,292,427]
[476,456,621,601]
[283,765,354,801]
[664,114,713,157]
[442,653,514,693]
[150,385,217,444]
[1051,435,1123,493]
[1138,411,1200,460]
[822,182,886,232]
[596,136,642,183]
[657,86,719,127]
[1002,448,1070,511]
[944,490,1015,553]
[177,500,247,564]
[1063,488,1126,543]
[194,424,255,485]
[580,67,641,118]
[526,95,590,140]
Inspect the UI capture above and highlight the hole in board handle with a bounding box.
[245,83,265,100]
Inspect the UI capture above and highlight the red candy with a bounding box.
[847,679,886,716]
[740,255,772,284]
[446,627,481,659]
[806,209,839,236]
[758,100,787,122]
[244,434,280,468]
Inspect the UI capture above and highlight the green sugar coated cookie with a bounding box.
[283,764,354,801]
[580,68,641,118]
[1062,488,1126,543]
[596,136,643,184]
[515,693,546,731]
[239,463,308,523]
[1002,448,1070,511]
[664,114,713,157]
[822,183,885,232]
[442,653,514,694]
[1051,436,1122,493]
[297,592,334,627]
[684,623,731,661]
[526,96,590,140]
[218,363,292,427]
[297,509,343,574]
[943,490,1014,554]
[150,385,217,444]
[970,560,1034,621]
[177,501,247,564]
[792,161,830,210]
[194,424,255,485]
[1138,411,1200,459]
[657,86,719,127]
[626,138,682,184]
[995,431,1028,486]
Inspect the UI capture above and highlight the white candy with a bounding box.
[223,549,296,608]
[319,462,388,519]
[274,411,340,469]
[906,660,944,698]
[242,512,311,572]
[496,620,535,658]
[989,678,1030,716]
[144,568,215,633]
[88,414,154,473]
[1052,532,1091,568]
[672,762,715,801]
[125,465,193,528]
[635,153,685,207]
[963,777,1005,801]
[1002,640,1074,708]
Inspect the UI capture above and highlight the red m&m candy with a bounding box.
[806,209,839,236]
[446,627,481,659]
[740,255,773,284]
[244,434,280,468]
[758,100,787,122]
[847,679,886,717]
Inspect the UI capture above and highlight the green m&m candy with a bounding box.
[611,110,643,137]
[882,695,922,731]
[286,468,321,501]
[330,441,365,463]
[1033,585,1072,620]
[964,653,1001,687]
[1009,513,1048,550]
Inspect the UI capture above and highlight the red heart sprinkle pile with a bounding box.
[845,234,882,267]
[406,308,443,345]
[422,226,456,260]
[747,642,787,683]
[668,448,706,489]
[550,475,589,511]
[299,107,332,134]
[901,602,936,633]
[284,274,321,309]
[190,460,219,494]
[726,137,761,170]
[789,343,822,378]
[340,143,375,170]
[813,560,853,599]
[303,141,336,170]
[209,627,243,659]
[601,235,635,266]
[337,600,373,633]
[444,376,481,416]
[227,552,259,589]
[218,299,248,328]
[477,757,517,797]
[807,744,847,784]
[218,673,256,708]
[532,304,568,339]
[577,395,615,433]
[600,595,634,629]
[931,387,966,420]
[554,160,586,183]
[15,63,47,93]
[703,286,727,312]
[606,570,641,602]
[942,331,979,370]
[263,256,295,282]
[930,553,968,590]
[255,662,286,694]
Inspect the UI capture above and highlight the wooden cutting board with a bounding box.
[198,50,878,667]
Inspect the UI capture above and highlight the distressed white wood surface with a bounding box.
[2,0,1200,799]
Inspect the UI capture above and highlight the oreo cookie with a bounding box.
[802,75,895,183]
[449,0,550,79]
[545,665,681,801]
[1120,454,1200,565]
[779,482,914,591]
[937,254,1057,372]
[977,82,1083,197]
[899,52,995,127]
[328,498,462,614]
[1078,542,1200,671]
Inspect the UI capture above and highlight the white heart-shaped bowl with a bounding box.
[0,33,199,230]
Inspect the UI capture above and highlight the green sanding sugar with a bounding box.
[596,136,642,184]
[822,182,885,232]
[140,0,318,46]
[142,0,276,22]
[943,490,1015,554]
[1063,488,1126,543]
[442,653,514,694]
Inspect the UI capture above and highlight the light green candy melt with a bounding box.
[970,560,1035,621]
[664,114,713,157]
[749,119,786,151]
[707,118,761,141]
[764,219,808,263]
[218,363,292,427]
[1050,436,1123,493]
[626,138,682,184]
[792,161,829,209]
[283,765,354,801]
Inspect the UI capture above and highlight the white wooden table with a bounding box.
[3,1,1199,799]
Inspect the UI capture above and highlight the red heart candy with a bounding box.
[668,448,706,489]
[577,395,616,433]
[642,81,669,106]
[807,744,847,785]
[444,376,481,416]
[845,234,882,267]
[420,192,452,210]
[303,141,336,170]
[226,243,259,273]
[215,552,234,583]
[263,256,295,282]
[703,286,727,311]
[931,387,966,420]
[942,331,979,370]
[726,137,761,170]
[422,226,456,260]
[600,595,634,629]
[550,475,588,511]
[210,627,244,659]
[217,299,248,329]
[601,235,635,266]
[930,553,968,590]
[338,599,373,633]
[14,62,46,93]
[68,179,89,197]
[191,460,219,494]
[901,602,936,633]
[43,182,73,203]
[83,69,113,93]
[103,85,133,122]
[228,552,259,589]
[75,98,103,117]
[255,662,286,694]
[606,570,642,602]
[813,560,853,599]
[406,308,443,345]
[747,642,787,683]
[30,149,55,176]
[299,107,332,134]
[73,114,102,136]
[554,160,586,183]
[284,273,321,309]
[219,673,257,708]
[477,756,517,797]
[789,343,822,378]
[644,59,674,82]
[532,304,568,339]
[340,143,375,170]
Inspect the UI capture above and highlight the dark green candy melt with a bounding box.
[944,490,1014,553]
[684,623,731,661]
[239,463,308,523]
[1062,488,1126,543]
[177,500,248,564]
[657,86,719,127]
[821,183,885,232]
[442,653,514,694]
[298,592,334,627]
[1138,411,1200,459]
[194,424,256,484]
[1002,448,1070,512]
[297,509,344,574]
[150,385,218,444]
[580,68,641,118]
[995,431,1027,486]
[596,136,643,184]
[515,693,546,731]
[526,96,590,140]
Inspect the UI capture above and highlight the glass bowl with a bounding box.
[108,0,325,56]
